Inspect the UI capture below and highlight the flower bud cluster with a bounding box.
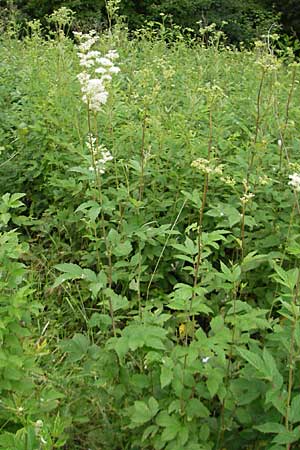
[191,158,223,176]
[74,31,120,112]
[240,192,255,204]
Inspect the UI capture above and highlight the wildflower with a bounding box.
[81,78,108,111]
[108,66,121,74]
[97,57,113,67]
[202,356,210,364]
[87,139,113,175]
[240,193,255,204]
[191,158,223,176]
[221,176,236,187]
[288,173,300,192]
[258,175,272,186]
[75,31,120,113]
[34,420,43,434]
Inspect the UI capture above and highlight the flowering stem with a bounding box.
[187,108,213,344]
[247,67,265,181]
[87,108,116,337]
[139,112,147,202]
[193,108,213,289]
[279,64,297,170]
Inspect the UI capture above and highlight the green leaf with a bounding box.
[255,423,286,434]
[156,411,181,442]
[266,388,287,416]
[142,425,158,442]
[130,398,158,426]
[112,240,132,257]
[55,263,83,276]
[290,394,300,424]
[105,289,129,312]
[60,333,90,362]
[186,398,210,419]
[160,365,173,389]
[238,348,266,374]
[272,427,300,445]
[206,367,223,398]
[262,347,282,386]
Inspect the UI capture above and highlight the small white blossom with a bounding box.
[97,57,113,67]
[109,66,121,74]
[106,49,119,59]
[288,173,300,192]
[240,193,255,204]
[202,357,210,363]
[191,158,223,176]
[87,138,113,175]
[95,67,107,74]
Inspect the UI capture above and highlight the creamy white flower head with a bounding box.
[88,143,113,175]
[97,57,113,67]
[79,55,95,68]
[95,67,107,74]
[109,66,121,74]
[88,50,101,58]
[240,192,255,204]
[77,72,90,85]
[101,74,112,82]
[106,49,119,59]
[288,173,300,191]
[76,32,120,112]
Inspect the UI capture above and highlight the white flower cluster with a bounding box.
[288,173,300,192]
[87,134,113,175]
[240,192,255,204]
[74,30,120,112]
[191,158,223,175]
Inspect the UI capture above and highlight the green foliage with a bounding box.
[1,14,300,450]
[0,194,70,448]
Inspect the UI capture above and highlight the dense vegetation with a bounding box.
[1,6,300,450]
[1,0,300,44]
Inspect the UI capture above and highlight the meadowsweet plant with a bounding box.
[75,31,119,176]
[75,31,120,113]
[74,30,120,184]
[4,11,300,449]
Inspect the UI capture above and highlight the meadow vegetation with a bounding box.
[1,8,300,450]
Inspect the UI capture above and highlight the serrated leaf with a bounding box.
[238,348,266,374]
[60,333,90,362]
[255,422,286,434]
[186,398,209,418]
[130,399,158,426]
[55,263,84,277]
[113,240,132,257]
[142,425,158,442]
[272,427,300,445]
